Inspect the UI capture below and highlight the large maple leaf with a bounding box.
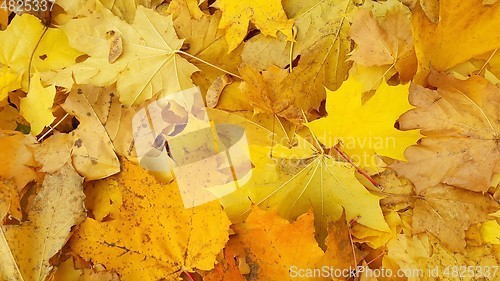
[69,159,231,281]
[57,6,199,106]
[232,207,365,280]
[392,72,499,193]
[0,13,82,92]
[307,76,421,173]
[210,110,390,242]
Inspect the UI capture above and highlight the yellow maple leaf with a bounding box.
[307,77,421,173]
[0,163,86,281]
[282,0,353,112]
[212,0,294,52]
[58,6,198,106]
[56,0,164,23]
[168,0,242,94]
[0,13,82,91]
[210,110,390,240]
[70,159,231,281]
[19,72,56,136]
[412,0,500,83]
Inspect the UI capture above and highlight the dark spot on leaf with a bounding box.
[77,88,83,95]
[39,54,47,60]
[86,112,91,116]
[75,139,83,147]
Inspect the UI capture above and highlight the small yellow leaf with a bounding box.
[20,72,56,135]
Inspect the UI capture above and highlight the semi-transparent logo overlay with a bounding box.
[132,87,252,208]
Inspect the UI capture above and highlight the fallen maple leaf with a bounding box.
[0,163,85,281]
[239,65,304,122]
[233,207,365,280]
[281,0,353,113]
[411,185,499,252]
[168,0,242,95]
[56,0,164,23]
[412,0,500,83]
[0,13,82,91]
[69,159,231,281]
[307,76,421,173]
[212,110,390,241]
[349,1,417,83]
[385,233,500,279]
[392,73,500,193]
[58,6,198,106]
[212,0,294,52]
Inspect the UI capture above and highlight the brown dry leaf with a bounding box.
[0,179,22,221]
[239,65,303,122]
[242,0,354,115]
[392,73,499,193]
[61,85,128,180]
[69,159,231,281]
[33,132,73,173]
[412,185,499,252]
[0,163,86,281]
[0,130,37,190]
[349,3,417,82]
[0,104,27,131]
[281,0,353,115]
[105,30,123,63]
[234,206,364,280]
[385,233,500,279]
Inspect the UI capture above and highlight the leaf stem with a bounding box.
[333,145,380,187]
[183,271,196,281]
[175,50,243,80]
[37,113,69,142]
